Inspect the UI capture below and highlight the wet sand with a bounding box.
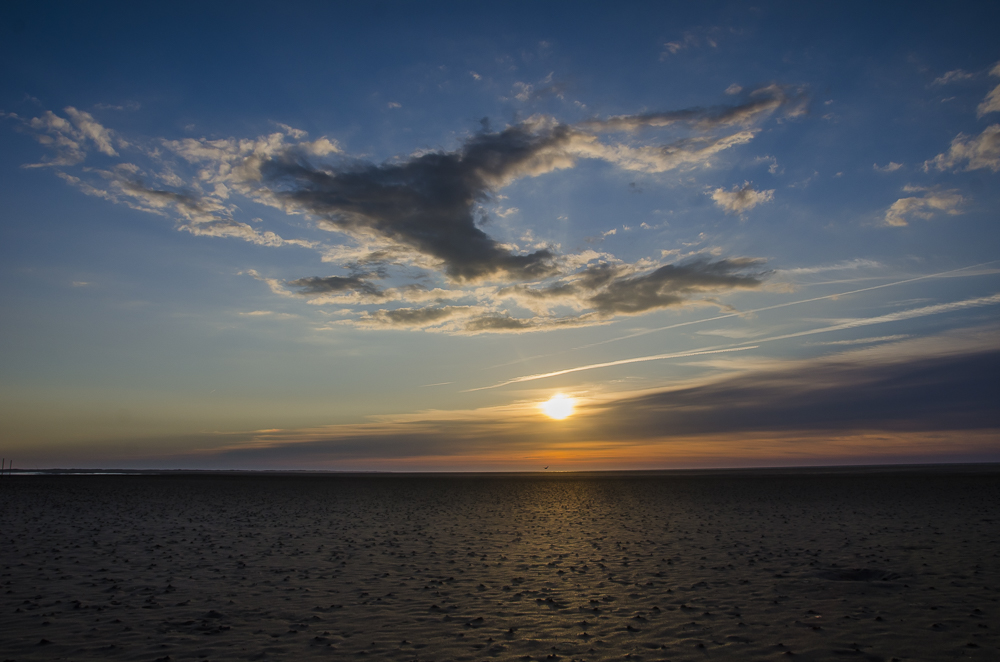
[1,467,998,660]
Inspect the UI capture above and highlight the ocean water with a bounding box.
[1,469,998,660]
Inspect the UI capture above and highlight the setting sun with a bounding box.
[540,394,576,420]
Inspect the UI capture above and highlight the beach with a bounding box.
[1,467,998,660]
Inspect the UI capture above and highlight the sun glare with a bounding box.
[541,393,576,420]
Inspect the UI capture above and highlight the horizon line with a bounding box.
[6,460,1000,476]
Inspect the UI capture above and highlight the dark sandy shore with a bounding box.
[1,467,998,661]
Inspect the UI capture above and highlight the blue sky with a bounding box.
[1,1,998,470]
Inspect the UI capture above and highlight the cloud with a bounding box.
[581,262,996,350]
[356,305,472,329]
[41,128,327,247]
[660,28,725,59]
[95,177,314,248]
[579,84,807,133]
[249,89,793,294]
[15,107,123,167]
[329,303,603,335]
[931,69,973,86]
[510,73,567,102]
[488,258,765,321]
[709,181,774,214]
[182,219,311,247]
[723,293,1000,348]
[585,258,766,315]
[807,334,909,346]
[884,185,964,226]
[14,88,804,333]
[470,346,758,391]
[237,310,298,319]
[591,329,1000,438]
[588,130,760,172]
[494,206,519,218]
[663,33,699,55]
[777,258,881,276]
[922,65,1000,171]
[64,107,120,156]
[334,256,768,335]
[493,291,1000,389]
[752,155,779,174]
[288,275,385,298]
[261,122,574,282]
[924,124,1000,173]
[977,62,1000,117]
[21,111,86,167]
[94,101,141,112]
[873,162,902,172]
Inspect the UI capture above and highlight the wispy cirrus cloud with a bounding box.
[931,69,974,86]
[12,108,106,167]
[237,310,298,320]
[578,84,807,133]
[510,72,567,102]
[660,26,729,59]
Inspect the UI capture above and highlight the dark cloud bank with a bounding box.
[594,348,1000,438]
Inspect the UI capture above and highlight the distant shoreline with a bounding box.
[5,462,1000,477]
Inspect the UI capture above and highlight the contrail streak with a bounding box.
[575,260,999,350]
[465,346,758,391]
[473,291,1000,391]
[739,292,1000,346]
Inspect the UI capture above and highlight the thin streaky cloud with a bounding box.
[466,346,758,391]
[777,258,881,275]
[480,262,994,370]
[931,69,973,86]
[806,334,910,346]
[738,293,1000,346]
[575,261,999,350]
[482,291,1000,392]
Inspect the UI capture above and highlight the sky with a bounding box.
[1,1,998,471]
